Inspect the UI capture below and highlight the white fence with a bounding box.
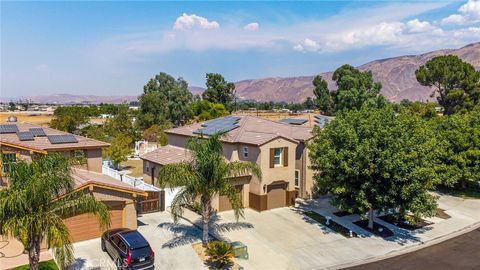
[102,164,160,192]
[101,162,182,207]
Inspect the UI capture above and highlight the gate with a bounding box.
[139,191,165,214]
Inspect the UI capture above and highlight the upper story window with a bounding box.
[295,170,300,188]
[270,147,288,168]
[1,153,17,174]
[274,148,283,166]
[243,147,249,158]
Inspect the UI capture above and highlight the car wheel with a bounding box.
[101,239,106,252]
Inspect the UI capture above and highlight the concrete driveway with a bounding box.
[71,211,204,270]
[207,195,480,270]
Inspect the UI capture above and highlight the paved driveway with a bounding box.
[71,211,204,270]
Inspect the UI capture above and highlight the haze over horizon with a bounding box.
[2,0,480,98]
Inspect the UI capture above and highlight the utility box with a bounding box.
[231,241,248,259]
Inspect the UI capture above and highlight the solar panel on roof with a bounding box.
[47,134,78,144]
[29,128,46,137]
[279,118,308,125]
[194,116,240,136]
[0,124,19,134]
[17,131,35,141]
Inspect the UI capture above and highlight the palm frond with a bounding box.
[220,184,244,221]
[225,161,262,180]
[44,212,74,269]
[52,191,110,231]
[170,187,197,223]
[158,162,198,188]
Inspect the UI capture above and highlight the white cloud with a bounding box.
[442,0,480,24]
[97,1,478,57]
[406,19,436,33]
[243,22,259,31]
[293,38,321,52]
[173,13,220,30]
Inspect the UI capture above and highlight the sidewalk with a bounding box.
[0,236,52,269]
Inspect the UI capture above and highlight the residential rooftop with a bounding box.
[141,145,191,165]
[0,121,110,153]
[165,115,315,146]
[71,168,146,196]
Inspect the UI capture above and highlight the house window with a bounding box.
[145,161,150,173]
[274,148,283,166]
[73,150,85,159]
[243,147,249,158]
[295,170,300,188]
[1,153,17,174]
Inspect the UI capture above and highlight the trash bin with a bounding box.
[231,241,248,259]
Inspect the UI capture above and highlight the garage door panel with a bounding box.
[267,184,286,209]
[219,186,243,212]
[64,207,123,242]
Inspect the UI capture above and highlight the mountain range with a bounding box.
[2,42,479,104]
[233,42,480,103]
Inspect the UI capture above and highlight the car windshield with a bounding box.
[131,246,151,259]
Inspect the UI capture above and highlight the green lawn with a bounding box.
[14,260,59,270]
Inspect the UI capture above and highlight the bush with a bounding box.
[205,241,234,268]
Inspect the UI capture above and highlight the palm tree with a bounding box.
[159,133,261,246]
[0,154,110,270]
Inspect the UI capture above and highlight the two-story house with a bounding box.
[141,115,316,212]
[0,121,146,242]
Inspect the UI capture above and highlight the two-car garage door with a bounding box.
[63,202,124,242]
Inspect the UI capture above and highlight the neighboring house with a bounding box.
[141,115,317,212]
[0,121,147,242]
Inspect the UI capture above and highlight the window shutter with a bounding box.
[269,148,275,168]
[283,147,288,167]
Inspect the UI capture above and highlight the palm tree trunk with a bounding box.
[28,235,41,270]
[368,208,374,230]
[201,195,211,247]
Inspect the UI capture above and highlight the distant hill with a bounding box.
[233,42,480,103]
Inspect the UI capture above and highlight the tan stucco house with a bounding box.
[0,121,146,242]
[141,115,317,212]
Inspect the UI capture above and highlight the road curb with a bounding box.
[333,221,480,269]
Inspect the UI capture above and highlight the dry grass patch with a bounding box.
[120,159,144,177]
[0,113,53,126]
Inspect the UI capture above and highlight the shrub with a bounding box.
[205,241,234,268]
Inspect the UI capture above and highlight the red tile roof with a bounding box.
[140,145,191,165]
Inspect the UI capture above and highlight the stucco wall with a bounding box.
[86,148,103,173]
[257,138,297,195]
[166,134,189,148]
[92,187,138,230]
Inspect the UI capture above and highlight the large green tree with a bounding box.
[0,154,110,270]
[312,75,332,114]
[432,112,480,188]
[202,73,236,110]
[139,72,193,128]
[416,55,480,115]
[105,134,133,169]
[309,106,439,229]
[158,134,261,246]
[103,105,137,140]
[331,64,383,112]
[190,100,230,121]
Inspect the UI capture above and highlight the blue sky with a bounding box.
[1,0,479,97]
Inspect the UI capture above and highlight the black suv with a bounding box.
[101,228,155,270]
